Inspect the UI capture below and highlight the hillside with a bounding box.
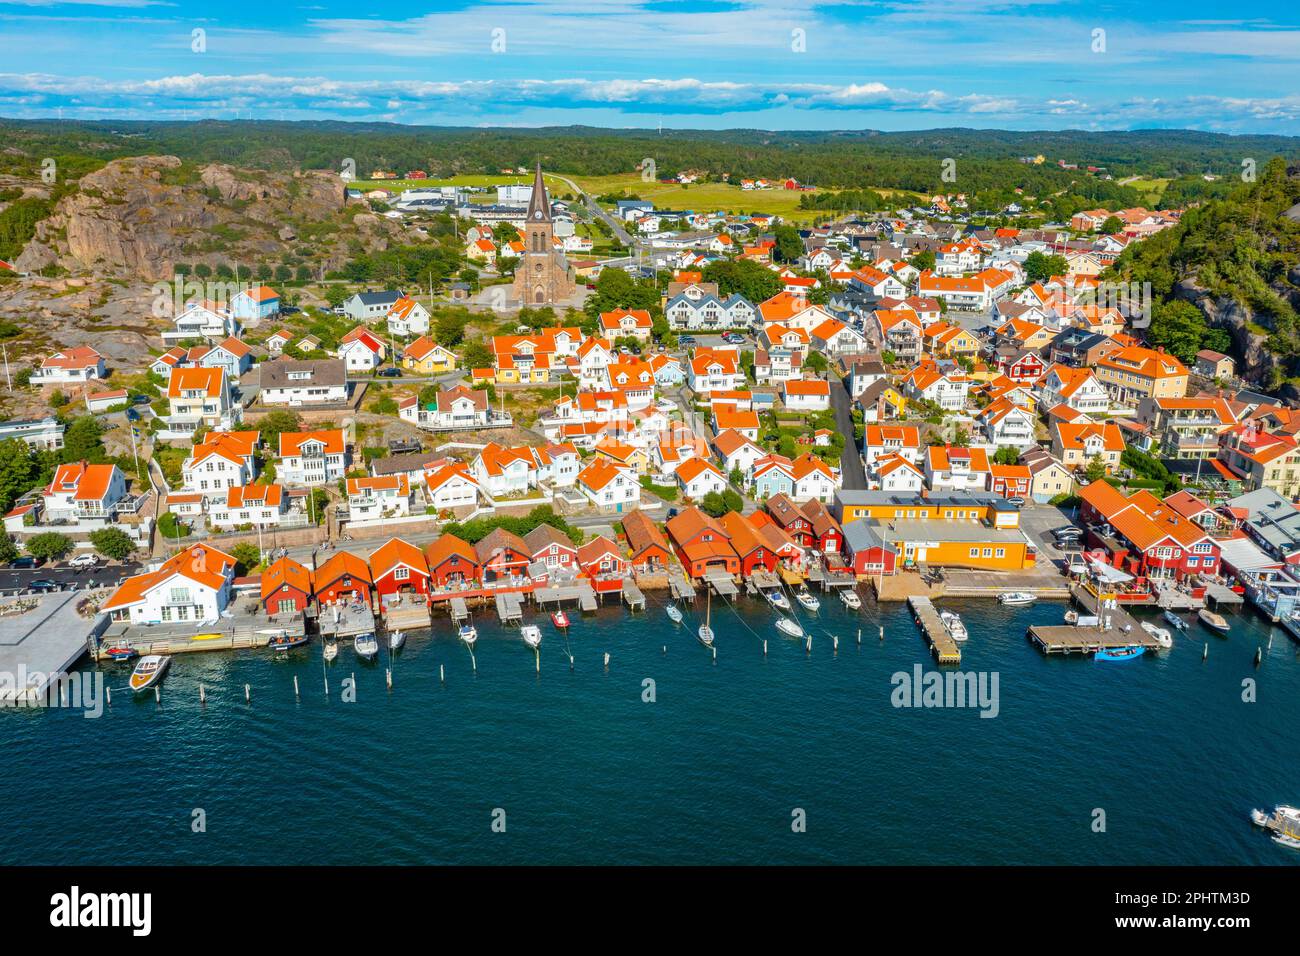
[1108,157,1300,390]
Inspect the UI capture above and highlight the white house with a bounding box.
[41,461,128,523]
[386,296,431,338]
[258,359,348,406]
[471,443,540,498]
[163,301,241,345]
[182,430,260,501]
[713,429,766,478]
[875,454,925,492]
[783,378,831,412]
[576,458,640,513]
[345,475,413,521]
[862,424,923,468]
[423,464,482,511]
[31,346,106,386]
[1038,363,1110,414]
[791,455,839,503]
[278,430,349,486]
[101,543,237,625]
[208,484,291,530]
[978,398,1037,447]
[337,328,387,372]
[926,445,992,493]
[675,458,728,499]
[900,364,970,412]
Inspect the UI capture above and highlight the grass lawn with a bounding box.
[1125,177,1171,203]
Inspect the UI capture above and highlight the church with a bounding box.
[511,163,577,306]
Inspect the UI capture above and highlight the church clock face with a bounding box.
[534,262,544,273]
[534,211,543,219]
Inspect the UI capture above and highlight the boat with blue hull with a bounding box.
[1096,645,1146,662]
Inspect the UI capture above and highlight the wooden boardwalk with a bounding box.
[669,573,696,601]
[907,595,961,664]
[448,597,469,622]
[706,573,739,597]
[495,591,525,623]
[621,579,646,610]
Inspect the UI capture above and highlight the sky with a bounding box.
[1,0,1299,133]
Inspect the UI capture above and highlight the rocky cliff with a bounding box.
[13,155,395,280]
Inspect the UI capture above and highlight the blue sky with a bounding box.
[1,0,1299,132]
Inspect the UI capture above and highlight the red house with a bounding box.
[370,537,430,600]
[665,506,740,579]
[577,535,629,593]
[842,520,899,576]
[260,556,312,616]
[424,534,480,589]
[988,464,1032,499]
[314,551,373,607]
[800,499,843,553]
[718,512,777,575]
[621,509,673,573]
[766,493,813,547]
[474,527,532,586]
[1079,481,1221,584]
[998,351,1045,385]
[524,524,578,573]
[748,512,806,568]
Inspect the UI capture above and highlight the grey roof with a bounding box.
[1229,487,1300,557]
[350,291,403,306]
[259,358,347,388]
[842,518,898,555]
[834,489,1008,509]
[370,450,445,477]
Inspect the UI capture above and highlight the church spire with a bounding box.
[525,161,551,223]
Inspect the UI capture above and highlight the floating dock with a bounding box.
[0,592,101,704]
[907,595,961,664]
[1027,582,1158,655]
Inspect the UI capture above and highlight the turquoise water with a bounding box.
[3,593,1298,865]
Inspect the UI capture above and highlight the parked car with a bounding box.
[28,579,60,592]
[68,554,99,570]
[280,305,301,315]
[678,335,697,346]
[1006,496,1026,507]
[8,556,44,569]
[655,399,677,412]
[722,332,746,345]
[377,367,403,378]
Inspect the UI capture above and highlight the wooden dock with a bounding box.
[705,573,739,598]
[448,597,469,622]
[621,579,646,610]
[495,591,525,623]
[1203,581,1244,606]
[907,595,961,664]
[669,572,696,601]
[316,601,375,638]
[1027,582,1158,655]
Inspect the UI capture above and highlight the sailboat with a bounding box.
[459,612,478,645]
[388,629,406,651]
[698,591,714,646]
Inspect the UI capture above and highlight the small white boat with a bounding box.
[795,588,820,612]
[521,625,542,649]
[1272,833,1300,849]
[354,633,379,660]
[388,630,405,651]
[764,589,790,611]
[1198,608,1231,634]
[458,623,477,645]
[1140,621,1172,648]
[1163,610,1188,631]
[775,617,804,639]
[323,639,338,662]
[129,655,170,693]
[698,592,715,646]
[665,604,683,624]
[998,591,1037,606]
[840,589,862,610]
[939,610,968,643]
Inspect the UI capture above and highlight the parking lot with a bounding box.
[0,560,142,596]
[1017,502,1083,570]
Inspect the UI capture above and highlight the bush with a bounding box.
[157,511,191,540]
[26,531,73,562]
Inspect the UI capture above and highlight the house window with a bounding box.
[969,547,979,558]
[395,567,410,581]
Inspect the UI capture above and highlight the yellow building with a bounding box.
[833,490,1036,571]
[1095,346,1189,405]
[402,336,458,374]
[594,439,650,477]
[922,321,981,359]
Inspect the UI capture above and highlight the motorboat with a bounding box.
[1095,645,1145,662]
[997,592,1037,606]
[551,609,569,629]
[521,625,542,649]
[1250,805,1300,846]
[129,655,170,693]
[388,630,405,651]
[1198,608,1231,634]
[764,589,791,611]
[323,639,339,662]
[839,589,862,610]
[354,633,379,660]
[698,592,714,646]
[102,643,137,662]
[1163,610,1188,631]
[1139,621,1172,649]
[267,631,309,651]
[458,623,478,645]
[775,617,804,639]
[665,604,683,624]
[939,610,968,643]
[795,587,820,612]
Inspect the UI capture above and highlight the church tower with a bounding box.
[512,163,576,306]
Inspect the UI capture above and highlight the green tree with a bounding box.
[157,511,191,540]
[257,410,303,449]
[0,438,39,514]
[772,224,803,263]
[804,351,829,374]
[26,531,73,562]
[1023,251,1068,283]
[993,446,1021,466]
[231,542,262,576]
[88,527,135,561]
[910,250,936,272]
[1099,215,1123,235]
[0,531,19,565]
[1084,454,1108,482]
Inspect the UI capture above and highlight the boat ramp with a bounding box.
[906,595,961,665]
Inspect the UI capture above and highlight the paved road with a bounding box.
[0,561,142,595]
[828,376,867,491]
[551,174,636,248]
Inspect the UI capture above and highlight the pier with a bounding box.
[704,571,739,598]
[495,590,525,623]
[1203,581,1244,607]
[533,580,599,612]
[906,595,961,664]
[315,600,375,638]
[621,579,646,610]
[668,572,697,601]
[449,597,469,622]
[1026,582,1159,655]
[0,592,101,704]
